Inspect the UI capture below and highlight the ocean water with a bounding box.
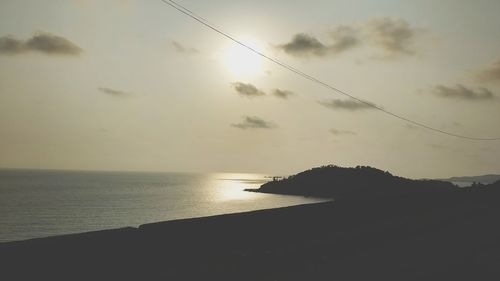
[0,169,324,242]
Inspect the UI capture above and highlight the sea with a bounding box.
[0,169,324,243]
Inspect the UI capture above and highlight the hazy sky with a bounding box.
[1,0,499,178]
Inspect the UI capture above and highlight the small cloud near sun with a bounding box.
[98,87,131,97]
[232,116,277,130]
[272,89,295,99]
[330,128,357,136]
[231,82,266,98]
[171,41,198,55]
[319,99,377,111]
[276,33,329,57]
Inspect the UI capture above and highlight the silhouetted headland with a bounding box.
[2,165,500,280]
[246,165,456,199]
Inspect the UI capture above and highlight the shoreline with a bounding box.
[0,201,330,245]
[2,188,500,280]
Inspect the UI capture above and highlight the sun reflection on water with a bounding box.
[212,173,269,202]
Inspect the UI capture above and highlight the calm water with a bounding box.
[0,169,324,242]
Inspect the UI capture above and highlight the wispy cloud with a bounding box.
[319,99,376,111]
[272,89,295,99]
[231,82,266,98]
[330,128,356,135]
[433,84,495,101]
[329,25,360,53]
[0,32,82,56]
[232,116,277,130]
[171,41,198,55]
[276,17,420,59]
[477,60,500,83]
[366,17,418,56]
[98,87,130,97]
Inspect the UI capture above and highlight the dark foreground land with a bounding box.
[2,166,500,280]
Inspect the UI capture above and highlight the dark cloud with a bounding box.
[477,60,500,83]
[231,82,266,97]
[25,33,82,55]
[330,128,356,135]
[232,116,277,130]
[276,33,329,57]
[0,32,82,56]
[171,41,198,55]
[433,84,495,101]
[366,17,417,56]
[319,99,376,111]
[98,87,130,97]
[272,89,295,99]
[276,28,360,58]
[329,25,360,53]
[0,36,26,55]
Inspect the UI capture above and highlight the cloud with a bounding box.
[319,99,376,111]
[26,33,82,55]
[232,116,277,130]
[276,18,420,59]
[231,83,295,100]
[276,33,329,57]
[366,17,418,56]
[330,128,356,135]
[329,25,360,53]
[171,41,198,55]
[0,32,82,56]
[272,89,295,99]
[477,60,500,83]
[231,82,266,97]
[98,87,130,97]
[433,84,495,101]
[0,36,25,55]
[276,28,360,58]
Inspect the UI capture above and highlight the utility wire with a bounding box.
[160,0,500,141]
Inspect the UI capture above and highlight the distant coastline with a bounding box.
[439,174,500,185]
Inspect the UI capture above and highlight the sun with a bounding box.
[224,38,263,77]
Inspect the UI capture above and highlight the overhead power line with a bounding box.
[160,0,500,141]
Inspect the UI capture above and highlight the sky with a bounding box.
[0,0,499,178]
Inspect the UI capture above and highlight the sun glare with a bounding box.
[224,39,263,77]
[212,173,267,202]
